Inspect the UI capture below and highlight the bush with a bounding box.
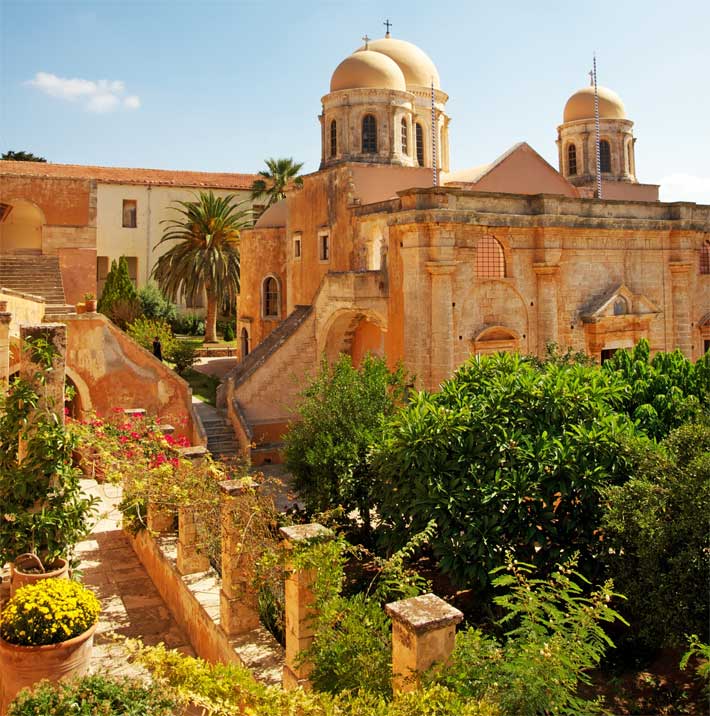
[0,578,100,646]
[602,422,710,648]
[171,312,205,336]
[126,317,177,358]
[138,282,178,324]
[223,321,235,342]
[8,674,178,716]
[98,257,140,328]
[170,341,198,376]
[284,354,408,536]
[372,352,641,588]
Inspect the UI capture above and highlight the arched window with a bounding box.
[700,241,710,275]
[613,297,628,315]
[330,119,337,157]
[401,117,408,155]
[475,236,505,278]
[263,276,280,318]
[415,123,424,166]
[240,327,249,357]
[599,139,611,173]
[362,114,377,154]
[567,144,577,176]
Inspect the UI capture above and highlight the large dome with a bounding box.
[330,50,406,92]
[357,37,440,89]
[563,85,627,123]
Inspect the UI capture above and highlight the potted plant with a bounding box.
[0,336,98,595]
[0,578,101,711]
[83,293,97,313]
[75,302,86,314]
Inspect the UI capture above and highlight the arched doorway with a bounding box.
[0,199,45,253]
[322,310,386,367]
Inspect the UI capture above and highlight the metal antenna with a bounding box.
[431,79,438,186]
[593,54,602,199]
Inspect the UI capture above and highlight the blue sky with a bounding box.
[2,0,708,201]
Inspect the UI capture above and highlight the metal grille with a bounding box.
[476,236,505,278]
[600,140,611,173]
[700,242,710,275]
[330,120,337,157]
[416,123,424,166]
[362,114,377,154]
[401,118,408,154]
[568,144,577,175]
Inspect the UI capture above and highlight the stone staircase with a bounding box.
[192,401,240,460]
[0,254,74,315]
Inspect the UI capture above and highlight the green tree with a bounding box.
[250,157,304,209]
[372,352,641,588]
[284,354,408,537]
[1,150,47,162]
[97,256,140,328]
[137,282,177,324]
[152,191,250,343]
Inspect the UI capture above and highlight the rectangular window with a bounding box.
[319,232,330,262]
[704,339,710,355]
[600,348,617,364]
[96,256,109,298]
[252,204,265,226]
[293,235,302,260]
[122,200,137,228]
[125,256,138,288]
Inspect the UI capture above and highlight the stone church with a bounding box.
[226,32,709,463]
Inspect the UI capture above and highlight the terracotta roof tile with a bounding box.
[0,160,259,190]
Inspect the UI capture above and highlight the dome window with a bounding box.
[700,241,710,275]
[416,123,424,166]
[362,114,377,154]
[567,144,577,176]
[263,276,280,318]
[401,117,408,155]
[599,140,611,173]
[330,120,337,158]
[475,236,505,278]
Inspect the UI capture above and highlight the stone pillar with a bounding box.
[533,263,560,357]
[669,262,692,358]
[385,593,463,694]
[280,523,333,690]
[427,261,457,389]
[19,323,67,424]
[177,504,210,575]
[0,302,11,390]
[147,501,175,533]
[219,479,261,636]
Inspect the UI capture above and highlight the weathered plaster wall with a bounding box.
[0,288,45,335]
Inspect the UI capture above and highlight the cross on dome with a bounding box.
[384,19,392,37]
[362,34,370,49]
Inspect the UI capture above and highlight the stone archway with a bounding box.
[65,366,92,419]
[472,325,521,355]
[321,308,387,367]
[0,199,45,253]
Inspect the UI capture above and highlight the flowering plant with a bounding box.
[0,578,101,646]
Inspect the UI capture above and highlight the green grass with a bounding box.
[182,368,220,405]
[175,335,236,349]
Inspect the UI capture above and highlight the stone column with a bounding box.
[147,501,175,533]
[280,523,333,690]
[669,262,692,358]
[400,231,430,388]
[219,479,261,636]
[177,504,210,575]
[426,261,457,388]
[19,323,66,424]
[533,263,560,357]
[385,593,463,694]
[0,302,11,390]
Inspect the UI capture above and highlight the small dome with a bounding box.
[358,37,440,89]
[563,85,627,123]
[254,199,287,229]
[330,50,406,92]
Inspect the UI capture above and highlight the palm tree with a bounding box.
[250,157,304,209]
[152,191,251,343]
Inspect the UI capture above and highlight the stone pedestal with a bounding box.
[147,501,175,533]
[280,523,333,690]
[177,505,210,575]
[219,479,260,636]
[385,593,463,694]
[0,310,11,390]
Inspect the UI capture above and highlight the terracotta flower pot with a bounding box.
[0,623,96,714]
[76,303,86,314]
[85,299,97,312]
[10,555,69,597]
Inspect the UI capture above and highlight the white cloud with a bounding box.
[659,173,710,204]
[25,72,140,113]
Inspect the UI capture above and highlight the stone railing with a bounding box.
[0,289,45,336]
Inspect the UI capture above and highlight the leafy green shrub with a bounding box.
[8,674,178,715]
[170,341,198,376]
[680,635,710,696]
[601,422,710,648]
[429,558,625,716]
[126,316,177,357]
[285,354,408,535]
[222,321,235,342]
[171,312,205,336]
[602,340,710,438]
[1,578,100,645]
[373,352,640,588]
[138,281,178,324]
[98,256,140,328]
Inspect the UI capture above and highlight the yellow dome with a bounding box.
[330,50,406,92]
[563,85,627,122]
[358,37,440,89]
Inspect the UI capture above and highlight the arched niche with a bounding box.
[472,326,521,355]
[0,199,45,253]
[321,308,387,366]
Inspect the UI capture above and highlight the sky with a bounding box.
[1,0,709,202]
